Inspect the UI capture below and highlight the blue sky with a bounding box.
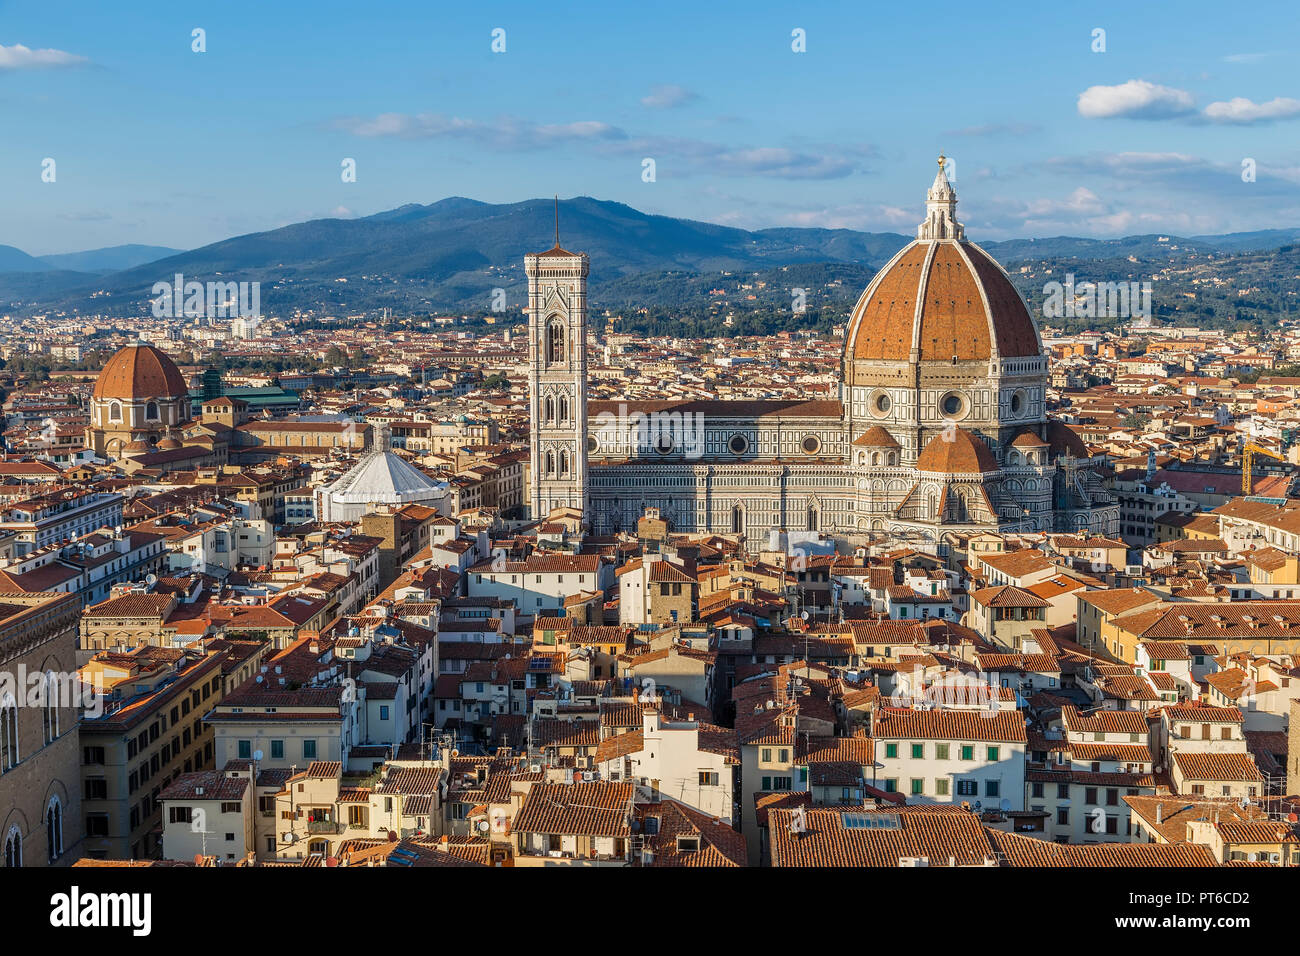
[3,0,1299,254]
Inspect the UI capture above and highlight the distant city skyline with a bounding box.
[3,0,1299,254]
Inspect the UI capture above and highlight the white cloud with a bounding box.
[1223,52,1276,64]
[0,42,87,70]
[334,112,627,149]
[334,112,868,180]
[1204,96,1300,124]
[1077,80,1196,119]
[640,84,699,110]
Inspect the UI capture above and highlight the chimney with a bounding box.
[1155,803,1162,824]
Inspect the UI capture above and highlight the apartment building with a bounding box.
[78,644,229,859]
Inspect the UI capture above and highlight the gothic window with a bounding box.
[547,320,565,365]
[807,507,819,532]
[46,797,63,862]
[731,506,743,535]
[3,827,19,867]
[544,451,555,476]
[545,396,555,423]
[0,697,16,772]
[558,395,569,423]
[41,672,58,743]
[559,450,569,476]
[109,402,122,423]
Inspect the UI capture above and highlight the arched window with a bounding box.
[558,395,568,423]
[547,321,565,365]
[887,452,897,467]
[871,452,881,466]
[41,672,58,744]
[544,451,555,476]
[559,450,569,476]
[807,507,819,532]
[0,697,17,772]
[731,505,743,535]
[3,826,19,867]
[146,401,160,421]
[108,402,122,423]
[544,396,555,423]
[46,797,63,862]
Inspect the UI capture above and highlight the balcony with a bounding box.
[306,820,343,834]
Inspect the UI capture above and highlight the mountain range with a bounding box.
[3,198,1299,317]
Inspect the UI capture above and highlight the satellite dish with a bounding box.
[253,749,264,762]
[800,610,810,620]
[477,820,490,833]
[146,573,158,586]
[999,798,1011,812]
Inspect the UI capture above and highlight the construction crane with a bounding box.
[1242,442,1286,495]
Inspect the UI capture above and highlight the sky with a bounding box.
[2,0,1299,254]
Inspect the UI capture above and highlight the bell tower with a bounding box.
[525,208,589,521]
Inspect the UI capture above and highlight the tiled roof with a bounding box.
[512,781,634,837]
[871,707,1027,742]
[1172,751,1264,783]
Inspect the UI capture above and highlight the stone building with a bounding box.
[0,591,83,866]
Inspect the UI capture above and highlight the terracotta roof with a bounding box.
[872,707,1027,742]
[512,781,633,837]
[853,426,901,448]
[770,805,998,868]
[844,239,1039,365]
[916,428,998,475]
[93,342,189,402]
[1172,751,1264,783]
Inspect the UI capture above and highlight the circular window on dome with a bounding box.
[939,392,966,419]
[727,434,749,456]
[587,435,599,455]
[654,432,675,455]
[1010,388,1026,416]
[871,391,892,417]
[801,435,822,455]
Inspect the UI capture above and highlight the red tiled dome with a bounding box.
[93,342,188,402]
[1046,420,1090,459]
[853,426,901,448]
[844,240,1040,364]
[917,428,999,475]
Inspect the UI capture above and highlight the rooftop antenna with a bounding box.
[554,195,560,248]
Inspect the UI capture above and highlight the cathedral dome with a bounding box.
[853,426,901,448]
[1046,420,1090,459]
[93,341,189,402]
[917,428,998,475]
[843,159,1040,369]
